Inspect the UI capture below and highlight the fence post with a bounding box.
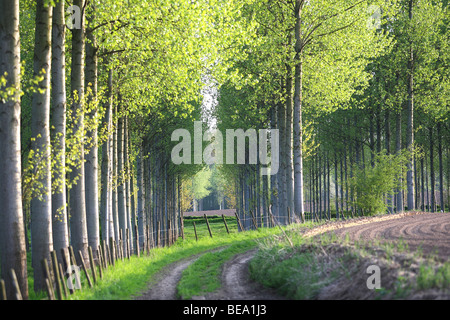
[78,250,93,288]
[234,210,244,232]
[204,214,213,238]
[96,247,104,279]
[0,279,6,300]
[222,214,230,234]
[9,269,22,300]
[58,263,68,298]
[88,247,97,284]
[193,221,198,241]
[45,278,55,301]
[42,259,55,300]
[126,228,131,260]
[250,210,258,230]
[134,224,140,258]
[51,250,63,300]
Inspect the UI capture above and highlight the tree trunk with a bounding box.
[395,111,403,212]
[429,127,435,212]
[293,0,305,220]
[437,122,444,211]
[335,153,339,220]
[137,146,146,249]
[69,0,89,266]
[270,106,279,221]
[385,109,393,214]
[117,112,127,256]
[31,0,53,292]
[285,63,294,216]
[277,99,287,224]
[100,69,113,244]
[85,7,100,253]
[406,0,415,210]
[51,0,69,267]
[0,0,29,299]
[421,157,425,211]
[124,116,133,253]
[112,104,119,241]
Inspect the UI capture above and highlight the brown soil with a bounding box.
[134,255,202,300]
[326,212,450,261]
[134,211,450,300]
[191,250,285,300]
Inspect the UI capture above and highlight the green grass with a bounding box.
[177,237,266,299]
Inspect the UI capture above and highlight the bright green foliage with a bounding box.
[349,149,416,215]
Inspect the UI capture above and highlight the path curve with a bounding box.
[135,255,201,300]
[193,250,285,300]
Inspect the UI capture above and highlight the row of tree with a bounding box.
[213,0,448,227]
[0,0,230,299]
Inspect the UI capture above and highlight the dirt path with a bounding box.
[192,250,285,300]
[135,212,450,300]
[135,255,202,300]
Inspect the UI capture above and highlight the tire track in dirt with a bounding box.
[135,255,201,300]
[330,212,450,261]
[193,250,286,300]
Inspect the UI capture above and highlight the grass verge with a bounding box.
[249,227,450,299]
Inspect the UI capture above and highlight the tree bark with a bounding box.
[69,0,89,266]
[429,126,435,212]
[0,0,29,299]
[406,0,415,210]
[51,0,69,267]
[293,0,305,220]
[117,111,127,255]
[31,0,53,292]
[395,111,403,212]
[277,99,287,224]
[437,122,444,211]
[137,146,146,248]
[85,6,100,253]
[100,69,113,244]
[285,62,294,216]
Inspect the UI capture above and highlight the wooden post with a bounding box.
[61,248,74,295]
[42,259,55,300]
[78,250,93,288]
[157,221,161,248]
[0,279,7,300]
[51,251,63,300]
[287,207,291,225]
[109,238,116,267]
[102,240,108,269]
[204,214,213,238]
[250,210,258,230]
[234,210,244,232]
[168,220,172,245]
[69,246,77,268]
[146,224,150,255]
[126,228,130,259]
[119,229,124,261]
[58,263,68,298]
[88,247,97,284]
[134,224,140,258]
[45,278,55,301]
[9,269,22,300]
[193,221,198,241]
[60,247,69,271]
[96,247,104,279]
[222,214,230,234]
